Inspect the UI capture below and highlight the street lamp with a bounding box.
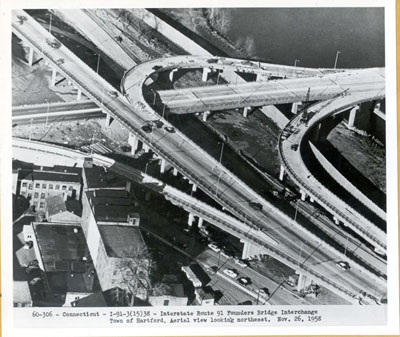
[334,50,341,69]
[151,89,156,105]
[45,98,49,127]
[48,13,52,34]
[294,59,300,67]
[95,53,101,74]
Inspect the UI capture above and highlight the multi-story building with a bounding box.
[18,168,82,212]
[81,188,149,301]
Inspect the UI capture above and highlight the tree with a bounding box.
[117,246,155,306]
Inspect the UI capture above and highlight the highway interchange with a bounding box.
[12,9,386,304]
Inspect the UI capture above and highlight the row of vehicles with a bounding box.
[141,120,175,134]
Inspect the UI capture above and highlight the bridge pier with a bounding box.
[143,143,150,153]
[198,217,204,228]
[28,46,34,66]
[51,67,57,87]
[241,239,263,260]
[77,88,82,101]
[291,102,302,114]
[105,113,113,128]
[160,158,167,174]
[172,167,178,176]
[333,216,340,225]
[300,190,307,201]
[202,110,210,122]
[190,181,197,192]
[128,132,139,154]
[296,272,313,292]
[169,68,178,82]
[279,165,285,181]
[243,106,251,118]
[188,212,195,227]
[202,67,211,82]
[347,105,360,128]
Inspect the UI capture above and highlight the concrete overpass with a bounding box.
[157,67,384,114]
[12,100,103,125]
[12,10,386,303]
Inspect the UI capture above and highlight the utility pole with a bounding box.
[334,50,341,69]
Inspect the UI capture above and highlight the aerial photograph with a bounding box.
[11,8,386,308]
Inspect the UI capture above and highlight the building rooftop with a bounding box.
[33,223,90,272]
[73,287,130,307]
[46,195,82,218]
[98,225,146,258]
[86,190,137,223]
[19,169,81,184]
[84,166,126,190]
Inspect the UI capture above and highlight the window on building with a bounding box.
[55,185,60,190]
[28,193,32,199]
[21,191,26,196]
[40,193,45,199]
[34,192,39,199]
[39,202,44,208]
[28,184,33,190]
[35,183,40,188]
[49,184,53,189]
[68,186,73,191]
[33,201,37,206]
[42,183,46,189]
[163,300,169,306]
[22,182,27,188]
[62,185,67,191]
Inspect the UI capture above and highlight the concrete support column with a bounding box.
[28,46,34,66]
[198,217,204,228]
[128,132,139,155]
[143,143,150,152]
[105,113,113,128]
[241,240,263,260]
[202,67,211,82]
[333,216,340,225]
[309,196,314,203]
[126,181,131,193]
[160,158,166,174]
[348,105,359,128]
[291,102,302,114]
[188,212,195,227]
[190,182,197,192]
[300,190,306,201]
[296,273,313,292]
[202,110,210,122]
[76,88,82,101]
[169,68,178,82]
[279,165,285,181]
[173,167,178,176]
[51,67,57,87]
[243,106,251,118]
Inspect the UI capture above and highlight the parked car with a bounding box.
[336,261,351,271]
[208,243,220,253]
[141,124,152,133]
[234,258,249,268]
[223,268,238,278]
[152,120,164,128]
[259,288,270,297]
[237,277,251,286]
[164,126,175,133]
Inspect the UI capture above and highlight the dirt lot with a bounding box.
[328,123,386,194]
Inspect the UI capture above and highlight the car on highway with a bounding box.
[223,268,238,278]
[108,90,119,98]
[46,38,61,49]
[237,277,251,286]
[208,243,221,253]
[141,124,152,133]
[249,202,263,211]
[233,257,248,268]
[336,261,351,271]
[290,144,299,151]
[152,119,164,128]
[259,287,270,297]
[164,126,175,133]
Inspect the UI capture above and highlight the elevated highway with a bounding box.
[12,101,103,124]
[158,67,384,114]
[12,10,386,303]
